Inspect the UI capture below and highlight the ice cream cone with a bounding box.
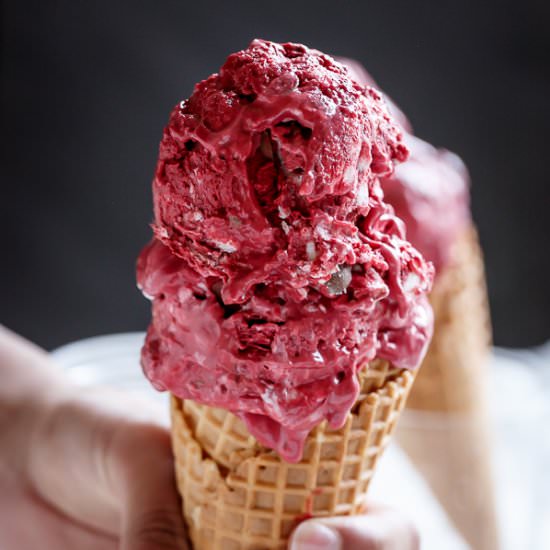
[396,225,499,550]
[138,41,436,550]
[171,359,415,550]
[405,225,491,412]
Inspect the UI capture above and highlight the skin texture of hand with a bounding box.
[288,504,420,550]
[0,326,188,550]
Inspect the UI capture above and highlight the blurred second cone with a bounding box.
[396,226,499,550]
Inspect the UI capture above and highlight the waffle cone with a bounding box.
[396,224,499,550]
[405,225,492,412]
[171,359,415,549]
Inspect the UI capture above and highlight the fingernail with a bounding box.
[290,521,342,550]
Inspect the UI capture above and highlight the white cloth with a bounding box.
[489,348,550,550]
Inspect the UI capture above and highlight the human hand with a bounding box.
[0,327,188,550]
[288,503,420,550]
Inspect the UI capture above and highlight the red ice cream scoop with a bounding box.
[138,39,434,462]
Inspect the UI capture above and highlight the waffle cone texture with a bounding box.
[405,225,492,412]
[171,359,415,549]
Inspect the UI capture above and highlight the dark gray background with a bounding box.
[2,0,549,349]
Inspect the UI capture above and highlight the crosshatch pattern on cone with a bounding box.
[171,360,415,550]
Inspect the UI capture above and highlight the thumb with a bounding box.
[289,503,419,550]
[114,422,189,550]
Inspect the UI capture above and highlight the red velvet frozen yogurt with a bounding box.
[138,40,434,461]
